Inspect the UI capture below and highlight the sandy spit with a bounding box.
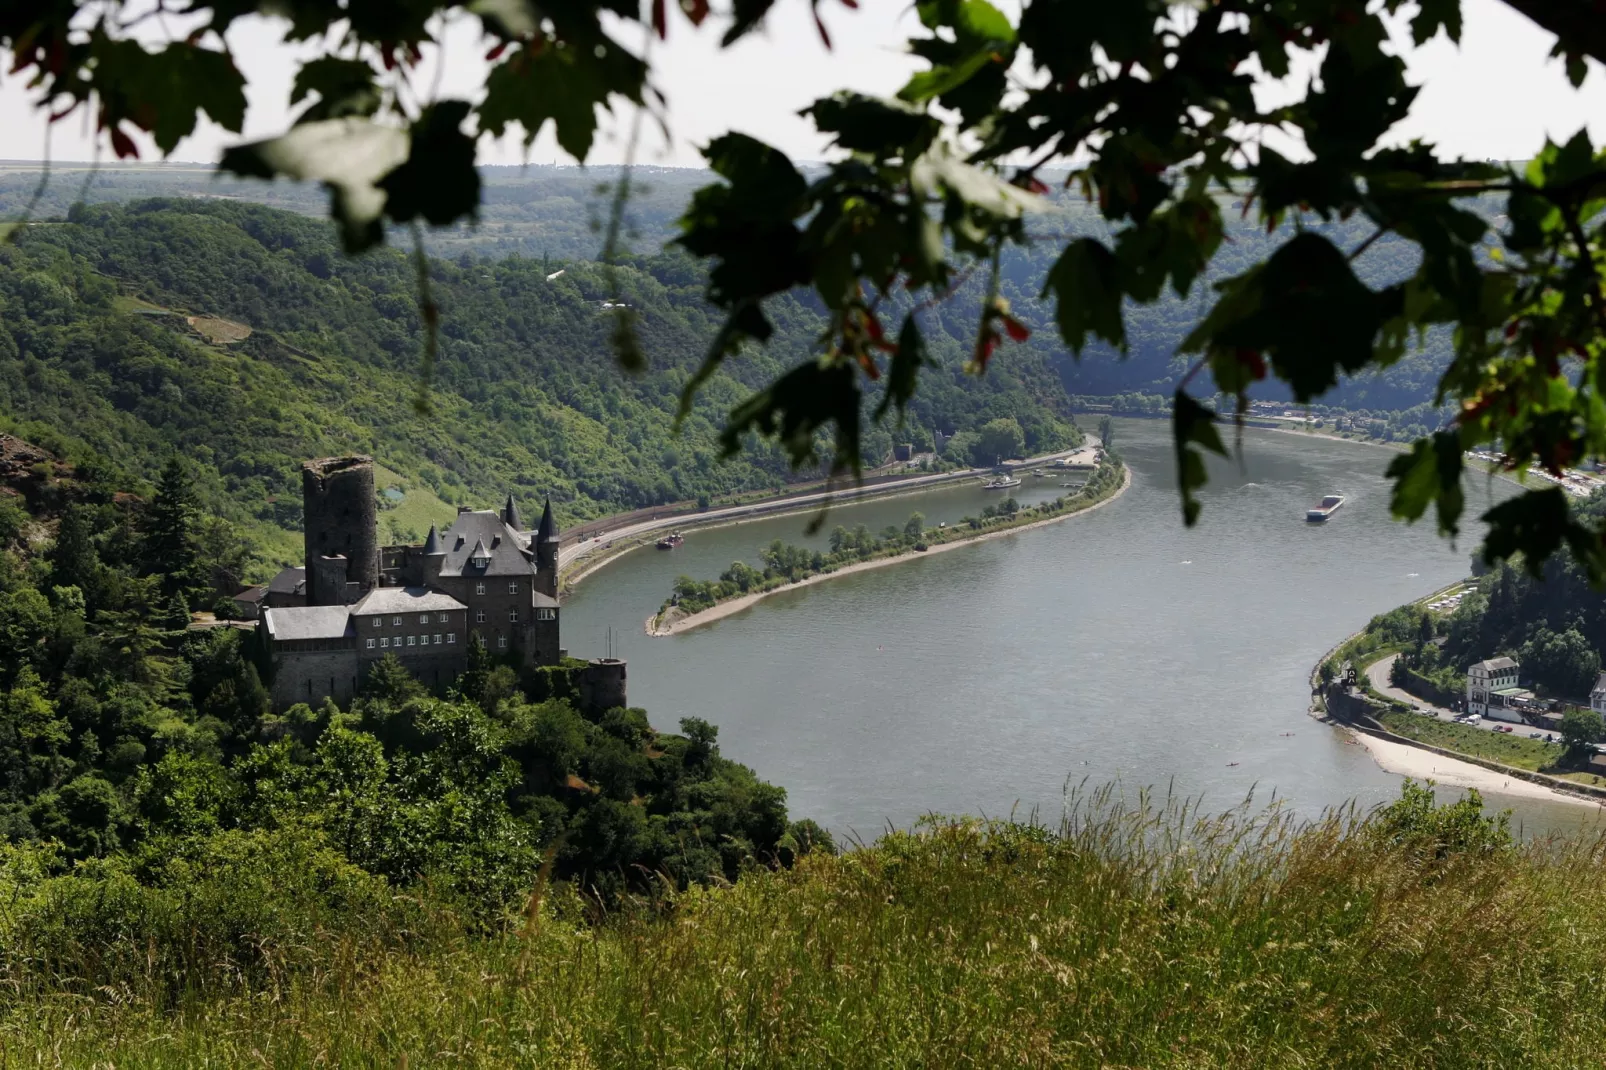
[646,465,1132,638]
[1347,729,1603,808]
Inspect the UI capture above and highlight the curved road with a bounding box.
[1367,653,1559,744]
[555,444,1103,572]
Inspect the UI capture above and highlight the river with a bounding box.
[563,419,1603,838]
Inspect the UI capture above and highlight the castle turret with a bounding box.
[421,523,446,585]
[535,498,558,598]
[502,494,522,532]
[303,456,378,605]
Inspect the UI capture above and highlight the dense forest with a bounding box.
[0,442,826,961]
[0,197,1080,569]
[1,164,1467,437]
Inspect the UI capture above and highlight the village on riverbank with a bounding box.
[1314,577,1606,810]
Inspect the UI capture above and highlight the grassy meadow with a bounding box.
[9,783,1606,1067]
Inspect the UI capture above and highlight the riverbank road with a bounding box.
[1367,654,1556,741]
[554,444,1105,572]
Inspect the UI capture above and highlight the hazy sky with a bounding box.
[0,0,1601,169]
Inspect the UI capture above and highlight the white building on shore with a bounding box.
[1466,656,1529,723]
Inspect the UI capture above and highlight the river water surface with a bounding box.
[564,420,1602,838]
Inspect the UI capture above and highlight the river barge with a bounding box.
[1306,495,1345,522]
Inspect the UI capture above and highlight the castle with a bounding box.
[258,456,624,711]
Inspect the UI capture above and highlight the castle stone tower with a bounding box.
[303,455,379,605]
[534,498,559,598]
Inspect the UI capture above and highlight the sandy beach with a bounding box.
[647,464,1132,637]
[1348,729,1603,808]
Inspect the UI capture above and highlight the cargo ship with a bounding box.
[1306,495,1345,522]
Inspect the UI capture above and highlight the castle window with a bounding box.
[447,633,456,644]
[477,636,486,649]
[536,608,556,621]
[372,617,381,628]
[509,610,519,623]
[437,612,447,623]
[476,610,485,623]
[498,635,508,649]
[433,634,442,645]
[381,637,389,648]
[476,582,486,595]
[419,613,429,624]
[393,616,402,626]
[508,581,519,595]
[366,638,375,649]
[407,635,416,647]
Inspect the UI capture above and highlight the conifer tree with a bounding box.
[50,505,101,608]
[143,458,202,597]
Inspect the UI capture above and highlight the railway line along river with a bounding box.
[563,419,1603,839]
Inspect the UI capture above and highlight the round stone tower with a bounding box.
[581,658,628,714]
[302,455,379,605]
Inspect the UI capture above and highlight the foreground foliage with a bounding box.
[15,782,1606,1067]
[11,2,1606,576]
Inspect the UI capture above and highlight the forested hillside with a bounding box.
[1,164,1468,423]
[0,198,1078,568]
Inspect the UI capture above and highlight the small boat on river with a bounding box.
[656,531,685,550]
[983,476,1023,490]
[1306,495,1345,522]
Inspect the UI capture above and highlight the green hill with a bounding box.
[0,197,1079,571]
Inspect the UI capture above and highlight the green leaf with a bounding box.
[92,39,247,154]
[678,300,774,423]
[1172,391,1227,527]
[219,118,410,252]
[1184,233,1403,402]
[898,49,998,106]
[1481,488,1605,581]
[379,101,481,228]
[875,315,931,423]
[909,146,1039,220]
[1410,0,1462,45]
[291,57,381,122]
[804,92,940,158]
[915,0,1016,46]
[469,0,540,37]
[1042,238,1124,353]
[1385,431,1465,537]
[479,38,646,161]
[720,359,863,477]
[723,0,780,46]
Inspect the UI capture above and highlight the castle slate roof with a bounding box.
[262,605,355,641]
[437,510,534,577]
[1474,657,1519,672]
[536,498,557,543]
[1592,672,1606,696]
[531,591,558,609]
[422,524,444,555]
[351,587,467,616]
[267,566,306,596]
[502,494,522,531]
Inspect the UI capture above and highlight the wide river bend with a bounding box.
[564,420,1600,838]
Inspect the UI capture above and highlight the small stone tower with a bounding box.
[580,658,628,714]
[302,455,379,605]
[534,498,559,599]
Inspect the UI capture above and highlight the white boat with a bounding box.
[983,476,1023,490]
[1306,495,1345,522]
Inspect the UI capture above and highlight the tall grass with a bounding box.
[9,784,1606,1066]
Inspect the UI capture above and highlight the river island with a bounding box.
[646,455,1130,636]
